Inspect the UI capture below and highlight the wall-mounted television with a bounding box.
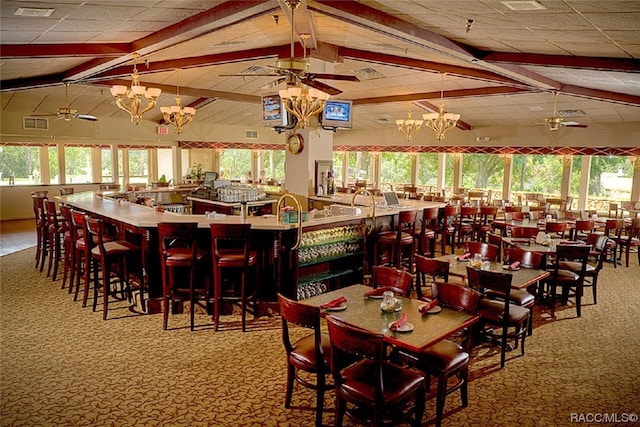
[261,94,295,129]
[320,99,353,129]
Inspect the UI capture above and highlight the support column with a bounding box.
[578,156,591,211]
[502,154,513,202]
[284,128,334,203]
[436,153,446,194]
[452,153,463,193]
[560,155,572,200]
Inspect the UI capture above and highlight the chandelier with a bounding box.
[110,54,161,125]
[422,73,460,141]
[396,110,423,141]
[160,69,196,134]
[279,85,329,129]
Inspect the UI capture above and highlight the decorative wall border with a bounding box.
[180,141,640,157]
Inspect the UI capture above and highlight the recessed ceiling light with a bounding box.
[501,1,546,11]
[14,7,55,17]
[529,106,544,111]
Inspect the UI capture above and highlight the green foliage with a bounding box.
[417,153,438,185]
[380,152,411,185]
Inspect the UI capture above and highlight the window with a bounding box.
[0,145,40,185]
[48,146,59,184]
[262,149,286,182]
[332,152,344,186]
[346,152,371,185]
[416,153,439,187]
[64,146,92,184]
[128,149,149,184]
[220,149,251,180]
[461,153,503,190]
[587,155,634,212]
[511,154,563,203]
[101,148,113,183]
[157,148,173,182]
[380,152,411,189]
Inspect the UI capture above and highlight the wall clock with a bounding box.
[287,133,304,154]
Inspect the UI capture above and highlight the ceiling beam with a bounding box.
[309,1,563,91]
[560,84,640,107]
[337,47,525,86]
[93,79,260,103]
[353,86,532,105]
[0,43,129,58]
[478,52,640,72]
[61,1,280,82]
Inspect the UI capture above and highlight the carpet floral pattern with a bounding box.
[1,248,639,426]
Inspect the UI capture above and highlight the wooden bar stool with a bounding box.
[85,216,142,320]
[44,199,64,280]
[158,222,209,331]
[210,223,258,332]
[415,206,439,258]
[59,205,75,292]
[32,194,48,271]
[374,209,417,273]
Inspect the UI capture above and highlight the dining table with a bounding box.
[435,254,550,290]
[303,284,479,354]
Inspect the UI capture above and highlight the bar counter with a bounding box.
[58,191,445,314]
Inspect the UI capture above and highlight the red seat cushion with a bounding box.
[419,339,469,372]
[289,332,330,371]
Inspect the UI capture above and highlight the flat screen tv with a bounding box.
[261,94,294,128]
[320,99,353,129]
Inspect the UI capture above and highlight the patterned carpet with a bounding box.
[1,248,639,427]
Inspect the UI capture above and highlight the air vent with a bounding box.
[501,1,546,10]
[14,7,55,17]
[557,110,586,118]
[23,117,49,130]
[354,68,385,81]
[239,66,271,75]
[245,130,258,139]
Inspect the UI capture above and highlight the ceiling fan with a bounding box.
[220,0,359,95]
[544,91,587,131]
[35,83,97,122]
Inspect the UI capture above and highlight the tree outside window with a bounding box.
[416,153,438,187]
[380,152,411,189]
[220,149,251,180]
[0,145,39,185]
[461,153,502,191]
[261,149,285,182]
[64,146,92,184]
[346,152,371,185]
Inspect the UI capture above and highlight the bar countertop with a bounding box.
[59,191,445,230]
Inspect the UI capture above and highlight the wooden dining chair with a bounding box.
[511,226,539,239]
[370,265,413,297]
[547,244,591,318]
[463,241,499,262]
[414,255,450,300]
[617,218,640,267]
[326,314,426,427]
[395,282,481,427]
[277,293,331,427]
[466,267,529,368]
[497,247,543,335]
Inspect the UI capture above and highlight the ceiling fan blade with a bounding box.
[308,73,359,82]
[300,77,342,95]
[219,73,280,77]
[563,123,588,128]
[77,114,98,121]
